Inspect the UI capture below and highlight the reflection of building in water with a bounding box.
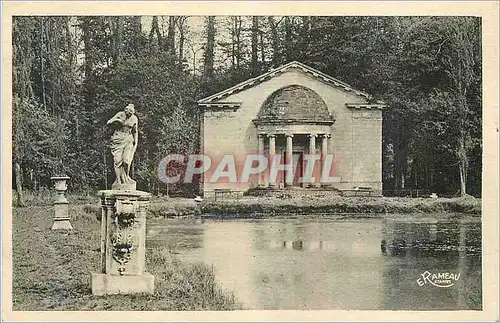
[281,240,305,250]
[308,240,322,251]
[292,240,303,250]
[279,240,325,251]
[251,221,384,309]
[191,218,480,310]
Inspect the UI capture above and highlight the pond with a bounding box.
[147,215,482,310]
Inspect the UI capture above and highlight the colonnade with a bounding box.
[257,133,330,187]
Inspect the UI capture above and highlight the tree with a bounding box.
[166,16,176,56]
[438,17,481,196]
[267,16,282,67]
[250,16,259,74]
[176,16,189,66]
[149,16,162,49]
[11,15,482,198]
[202,16,216,80]
[12,17,37,205]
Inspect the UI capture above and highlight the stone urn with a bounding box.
[50,176,72,230]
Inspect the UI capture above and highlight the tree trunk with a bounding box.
[130,16,143,57]
[459,159,467,197]
[81,17,95,107]
[65,17,74,68]
[149,16,162,48]
[231,17,236,69]
[178,31,185,64]
[458,135,468,196]
[284,16,293,62]
[166,16,176,55]
[393,135,408,190]
[112,16,123,65]
[259,30,265,64]
[203,16,216,80]
[268,16,280,67]
[15,161,24,207]
[236,17,242,69]
[178,25,185,65]
[176,16,188,67]
[300,16,311,60]
[251,16,259,74]
[40,17,47,109]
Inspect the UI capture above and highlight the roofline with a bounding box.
[198,102,242,110]
[346,103,386,110]
[197,61,372,104]
[252,118,335,126]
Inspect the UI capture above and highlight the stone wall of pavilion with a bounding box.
[202,68,382,193]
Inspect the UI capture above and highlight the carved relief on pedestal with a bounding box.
[110,198,137,275]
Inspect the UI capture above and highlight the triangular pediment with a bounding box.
[198,61,376,105]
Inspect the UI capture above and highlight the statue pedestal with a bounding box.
[52,202,73,230]
[91,190,154,295]
[51,176,72,230]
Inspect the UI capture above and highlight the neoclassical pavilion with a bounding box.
[198,61,385,194]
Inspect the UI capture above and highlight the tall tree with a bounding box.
[110,16,124,65]
[202,16,216,80]
[12,17,36,205]
[176,16,189,65]
[149,16,162,49]
[267,16,283,67]
[250,16,259,74]
[166,16,176,56]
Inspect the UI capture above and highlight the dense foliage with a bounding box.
[12,16,482,204]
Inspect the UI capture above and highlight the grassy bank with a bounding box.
[14,191,481,219]
[147,195,481,219]
[198,195,481,218]
[12,205,241,311]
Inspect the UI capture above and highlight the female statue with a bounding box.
[107,103,138,190]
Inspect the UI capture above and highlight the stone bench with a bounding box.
[214,188,234,201]
[340,186,374,197]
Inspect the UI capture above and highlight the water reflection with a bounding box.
[147,216,481,310]
[381,219,481,258]
[378,218,481,310]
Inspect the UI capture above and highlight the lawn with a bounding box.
[11,205,242,311]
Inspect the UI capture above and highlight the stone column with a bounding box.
[321,135,328,157]
[91,190,154,295]
[258,134,265,187]
[100,195,114,273]
[51,176,72,230]
[308,134,317,154]
[285,134,294,187]
[308,134,317,187]
[268,134,276,188]
[320,134,329,187]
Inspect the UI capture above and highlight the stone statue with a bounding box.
[107,103,138,190]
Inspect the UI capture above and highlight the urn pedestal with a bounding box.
[91,190,154,295]
[50,176,72,230]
